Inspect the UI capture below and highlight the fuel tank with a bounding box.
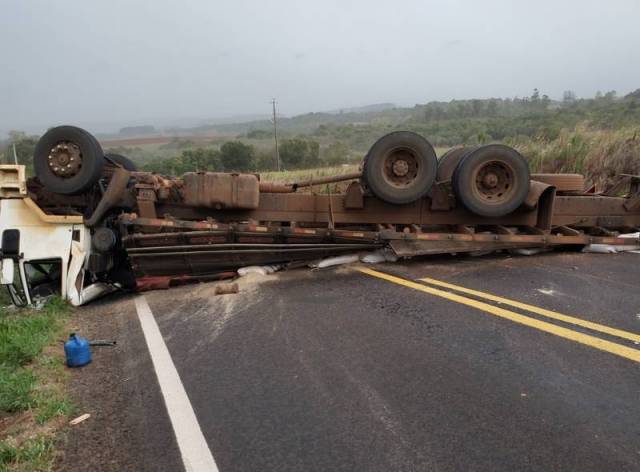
[181,172,260,209]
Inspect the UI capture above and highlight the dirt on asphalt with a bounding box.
[56,293,181,472]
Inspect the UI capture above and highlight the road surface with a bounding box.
[60,251,640,471]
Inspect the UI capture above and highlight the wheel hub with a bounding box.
[482,172,499,188]
[382,148,419,187]
[473,161,514,202]
[48,141,82,178]
[392,159,409,177]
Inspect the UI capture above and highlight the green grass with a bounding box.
[0,436,55,472]
[34,395,73,425]
[0,368,36,413]
[0,297,68,369]
[0,298,71,471]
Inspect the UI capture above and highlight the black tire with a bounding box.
[437,146,477,182]
[105,153,138,171]
[362,131,437,204]
[453,144,530,217]
[34,126,105,194]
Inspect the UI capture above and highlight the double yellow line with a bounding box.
[357,267,640,363]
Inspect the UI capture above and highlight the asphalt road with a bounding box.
[62,251,640,471]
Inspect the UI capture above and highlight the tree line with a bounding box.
[141,138,341,175]
[307,89,640,148]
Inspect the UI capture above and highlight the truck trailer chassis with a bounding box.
[1,126,639,306]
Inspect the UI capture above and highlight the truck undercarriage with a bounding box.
[1,126,639,306]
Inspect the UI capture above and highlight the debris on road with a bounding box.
[311,254,360,269]
[619,232,640,239]
[360,251,387,264]
[136,272,236,291]
[537,288,557,296]
[69,413,91,426]
[214,283,239,295]
[360,249,399,263]
[582,232,640,253]
[581,244,640,254]
[237,265,282,276]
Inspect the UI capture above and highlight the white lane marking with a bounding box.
[135,296,219,472]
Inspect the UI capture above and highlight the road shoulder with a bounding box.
[58,294,183,472]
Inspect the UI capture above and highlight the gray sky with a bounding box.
[1,0,639,134]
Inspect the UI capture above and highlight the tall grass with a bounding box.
[509,127,640,188]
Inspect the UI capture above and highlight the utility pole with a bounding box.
[271,98,280,171]
[12,144,18,165]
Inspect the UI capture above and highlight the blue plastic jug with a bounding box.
[64,333,92,367]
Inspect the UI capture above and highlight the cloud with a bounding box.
[1,0,639,132]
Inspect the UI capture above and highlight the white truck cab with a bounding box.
[0,165,115,306]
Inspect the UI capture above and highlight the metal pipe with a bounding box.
[259,171,362,193]
[258,182,296,193]
[294,171,362,188]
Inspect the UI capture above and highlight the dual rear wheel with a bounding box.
[362,133,530,217]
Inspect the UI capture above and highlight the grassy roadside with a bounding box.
[0,298,73,472]
[510,127,640,188]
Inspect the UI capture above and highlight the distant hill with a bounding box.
[90,89,640,151]
[119,125,157,137]
[181,103,407,137]
[325,103,396,114]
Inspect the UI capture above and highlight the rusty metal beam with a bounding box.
[151,192,640,230]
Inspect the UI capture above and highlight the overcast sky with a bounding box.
[1,0,639,134]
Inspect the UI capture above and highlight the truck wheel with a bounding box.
[34,126,105,194]
[453,144,530,217]
[105,153,138,171]
[436,146,477,182]
[362,131,437,204]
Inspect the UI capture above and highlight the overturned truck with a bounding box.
[1,126,639,306]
